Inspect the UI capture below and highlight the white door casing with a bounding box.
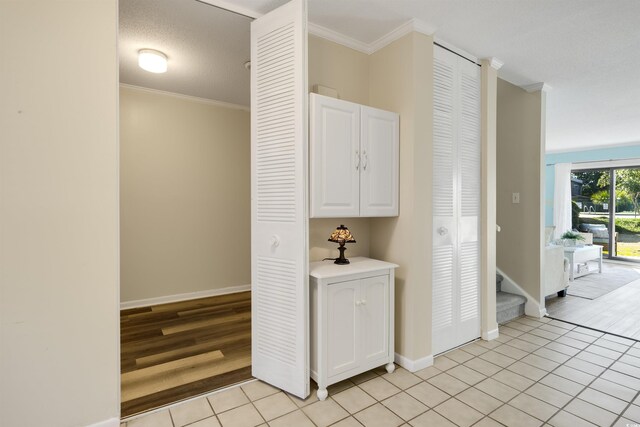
[432,45,481,355]
[250,0,309,398]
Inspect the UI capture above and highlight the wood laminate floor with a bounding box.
[120,291,252,417]
[546,263,640,340]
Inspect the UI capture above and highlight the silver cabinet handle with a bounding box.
[438,227,448,236]
[355,150,360,170]
[270,235,280,247]
[362,150,368,170]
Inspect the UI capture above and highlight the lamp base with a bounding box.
[334,244,350,265]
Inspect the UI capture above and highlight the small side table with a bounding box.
[563,245,603,281]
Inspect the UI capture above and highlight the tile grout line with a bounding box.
[605,347,640,427]
[441,316,637,426]
[418,317,550,427]
[330,374,405,425]
[240,385,270,426]
[547,330,639,426]
[545,315,640,343]
[127,315,640,427]
[499,318,638,426]
[202,388,222,427]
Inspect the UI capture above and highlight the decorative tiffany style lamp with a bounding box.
[328,224,356,265]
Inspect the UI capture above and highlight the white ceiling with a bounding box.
[119,0,251,107]
[121,0,640,153]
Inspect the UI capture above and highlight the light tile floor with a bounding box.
[122,316,640,427]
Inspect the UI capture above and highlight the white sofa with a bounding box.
[545,245,570,297]
[544,226,570,297]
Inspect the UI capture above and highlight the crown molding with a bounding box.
[369,19,436,54]
[309,19,436,55]
[197,0,262,18]
[119,84,250,111]
[308,22,372,54]
[486,57,504,70]
[523,82,552,93]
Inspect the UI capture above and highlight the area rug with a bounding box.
[567,263,640,299]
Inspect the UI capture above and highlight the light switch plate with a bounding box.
[512,192,520,204]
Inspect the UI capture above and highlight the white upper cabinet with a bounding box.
[310,93,399,218]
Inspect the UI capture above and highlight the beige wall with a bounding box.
[308,35,372,261]
[369,33,434,361]
[308,35,370,105]
[120,87,250,302]
[496,78,545,306]
[0,1,120,425]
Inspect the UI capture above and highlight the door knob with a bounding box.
[438,226,448,236]
[270,235,280,247]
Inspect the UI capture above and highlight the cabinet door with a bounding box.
[359,275,389,364]
[326,280,359,377]
[360,106,399,217]
[310,94,360,218]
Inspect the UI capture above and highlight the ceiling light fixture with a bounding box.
[138,49,168,73]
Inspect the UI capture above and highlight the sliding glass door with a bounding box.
[572,167,640,261]
[611,168,640,259]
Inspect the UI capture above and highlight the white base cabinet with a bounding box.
[309,257,398,400]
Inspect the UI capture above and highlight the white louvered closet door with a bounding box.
[432,45,481,356]
[250,0,309,398]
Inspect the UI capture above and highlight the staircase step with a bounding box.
[496,291,526,324]
[496,273,504,293]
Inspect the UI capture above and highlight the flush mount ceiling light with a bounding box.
[138,49,167,73]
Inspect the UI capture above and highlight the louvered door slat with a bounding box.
[432,47,458,355]
[432,45,481,356]
[432,57,455,218]
[251,0,309,399]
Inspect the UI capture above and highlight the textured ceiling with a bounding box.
[119,0,251,107]
[121,0,640,152]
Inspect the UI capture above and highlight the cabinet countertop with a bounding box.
[309,257,398,279]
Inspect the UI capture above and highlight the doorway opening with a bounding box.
[118,0,253,417]
[572,167,640,261]
[546,163,640,340]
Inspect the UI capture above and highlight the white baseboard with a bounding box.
[526,303,548,318]
[120,284,251,310]
[482,327,499,341]
[394,353,433,372]
[88,418,120,427]
[497,268,546,319]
